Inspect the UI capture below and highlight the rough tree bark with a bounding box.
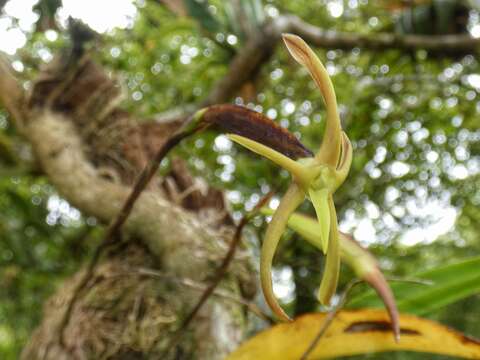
[1,46,257,359]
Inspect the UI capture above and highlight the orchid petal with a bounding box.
[228,134,311,186]
[261,183,305,321]
[317,196,340,305]
[282,33,341,166]
[308,188,330,253]
[334,131,353,189]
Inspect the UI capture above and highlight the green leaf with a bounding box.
[348,256,480,315]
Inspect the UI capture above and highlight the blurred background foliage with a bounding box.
[0,0,479,358]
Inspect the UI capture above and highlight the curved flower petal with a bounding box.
[228,134,311,186]
[317,196,340,305]
[334,131,353,189]
[261,183,305,321]
[282,33,342,167]
[308,188,330,253]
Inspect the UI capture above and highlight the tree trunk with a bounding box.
[0,50,256,359]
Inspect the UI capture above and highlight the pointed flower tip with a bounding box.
[281,33,310,67]
[281,33,306,48]
[281,34,342,166]
[317,292,331,307]
[395,332,401,344]
[281,33,301,44]
[364,271,400,343]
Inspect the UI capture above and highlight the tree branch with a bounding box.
[202,21,281,106]
[17,112,247,358]
[283,14,480,53]
[163,191,273,357]
[0,0,7,13]
[0,53,26,132]
[135,267,273,323]
[155,14,479,123]
[58,114,199,345]
[196,14,480,110]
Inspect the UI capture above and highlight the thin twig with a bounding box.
[162,191,274,357]
[386,276,434,286]
[299,274,434,360]
[135,267,274,324]
[299,279,363,360]
[58,121,199,347]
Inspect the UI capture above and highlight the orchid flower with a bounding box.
[260,207,400,340]
[227,34,352,321]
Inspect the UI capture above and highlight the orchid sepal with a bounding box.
[260,183,305,321]
[227,134,313,188]
[282,33,342,167]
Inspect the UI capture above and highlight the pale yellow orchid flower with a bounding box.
[228,34,352,321]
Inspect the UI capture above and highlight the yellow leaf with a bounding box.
[226,309,480,360]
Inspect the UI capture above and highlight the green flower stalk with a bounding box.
[228,34,353,321]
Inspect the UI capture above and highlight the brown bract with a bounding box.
[202,104,314,160]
